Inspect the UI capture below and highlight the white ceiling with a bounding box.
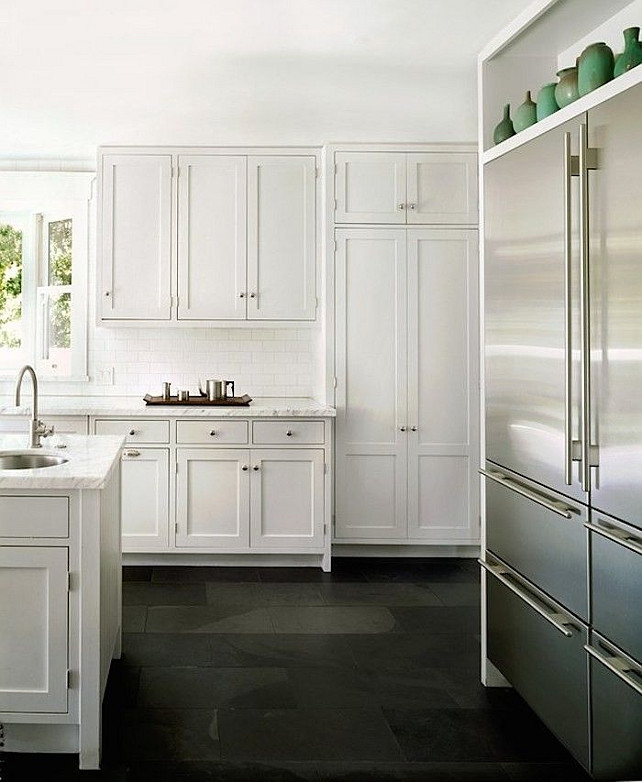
[2,0,534,159]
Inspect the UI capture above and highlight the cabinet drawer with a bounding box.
[0,496,69,538]
[484,465,588,620]
[485,556,589,770]
[252,420,324,445]
[95,418,170,443]
[176,420,248,445]
[589,512,642,663]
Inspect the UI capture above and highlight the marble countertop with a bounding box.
[0,434,125,490]
[0,396,336,418]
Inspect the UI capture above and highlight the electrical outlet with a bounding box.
[96,368,114,385]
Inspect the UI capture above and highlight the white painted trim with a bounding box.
[332,544,480,558]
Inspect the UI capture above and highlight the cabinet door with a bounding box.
[177,155,247,320]
[0,546,68,713]
[335,229,408,539]
[407,229,477,541]
[250,449,324,549]
[121,448,169,551]
[247,156,316,320]
[100,154,172,320]
[406,153,478,225]
[335,152,407,224]
[176,449,250,548]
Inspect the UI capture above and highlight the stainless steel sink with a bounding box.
[0,451,69,470]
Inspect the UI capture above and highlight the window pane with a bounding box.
[48,218,72,285]
[0,220,23,363]
[39,288,71,375]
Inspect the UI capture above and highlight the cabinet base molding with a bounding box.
[0,722,78,754]
[331,544,480,558]
[123,552,328,569]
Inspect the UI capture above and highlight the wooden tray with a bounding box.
[144,393,252,407]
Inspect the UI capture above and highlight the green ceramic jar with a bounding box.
[555,66,579,108]
[493,104,515,145]
[578,42,614,96]
[536,82,559,120]
[514,91,537,132]
[614,27,642,76]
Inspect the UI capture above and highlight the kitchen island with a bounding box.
[0,434,123,770]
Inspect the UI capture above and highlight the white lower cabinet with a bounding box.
[121,448,169,552]
[0,546,68,713]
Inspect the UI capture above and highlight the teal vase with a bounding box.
[614,26,642,76]
[536,82,559,120]
[514,91,537,132]
[578,42,614,96]
[555,66,579,108]
[493,104,515,145]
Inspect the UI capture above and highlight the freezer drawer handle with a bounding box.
[585,643,642,697]
[585,521,642,557]
[479,559,574,638]
[480,469,576,519]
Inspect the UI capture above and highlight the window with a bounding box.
[0,172,93,379]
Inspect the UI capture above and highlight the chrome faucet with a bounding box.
[14,365,54,448]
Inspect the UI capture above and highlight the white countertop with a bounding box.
[0,434,125,490]
[0,396,336,418]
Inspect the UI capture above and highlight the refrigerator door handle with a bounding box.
[585,642,642,697]
[585,520,642,557]
[564,131,578,485]
[480,468,577,519]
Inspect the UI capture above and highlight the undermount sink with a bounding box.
[0,451,69,470]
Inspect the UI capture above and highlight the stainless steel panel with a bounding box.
[589,511,642,663]
[484,117,587,503]
[484,465,588,620]
[588,83,642,528]
[486,556,589,769]
[588,632,642,781]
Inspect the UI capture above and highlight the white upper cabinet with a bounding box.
[100,154,172,320]
[177,156,247,320]
[335,151,477,225]
[247,156,316,320]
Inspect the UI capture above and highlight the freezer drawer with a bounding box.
[484,555,589,770]
[586,632,642,781]
[484,465,588,620]
[588,512,642,664]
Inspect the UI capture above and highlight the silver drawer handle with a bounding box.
[129,429,136,436]
[584,520,642,557]
[286,430,292,437]
[124,450,141,458]
[585,643,642,697]
[480,469,576,520]
[210,430,217,437]
[479,558,574,638]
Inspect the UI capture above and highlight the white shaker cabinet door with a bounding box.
[247,156,316,320]
[176,449,250,548]
[335,152,407,224]
[250,449,324,549]
[335,229,408,539]
[177,155,247,320]
[121,448,170,551]
[407,229,478,541]
[100,154,172,320]
[406,153,478,225]
[0,546,68,713]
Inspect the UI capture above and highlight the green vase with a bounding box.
[614,27,642,76]
[578,42,614,96]
[493,104,515,145]
[555,66,579,108]
[536,82,559,120]
[514,91,537,132]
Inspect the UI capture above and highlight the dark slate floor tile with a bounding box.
[137,667,296,709]
[123,566,153,582]
[126,760,320,781]
[347,633,481,672]
[122,633,213,668]
[319,583,442,606]
[434,669,523,710]
[361,668,461,710]
[269,606,398,634]
[103,662,141,709]
[316,761,509,781]
[391,605,481,634]
[123,582,206,606]
[359,558,479,584]
[123,604,147,632]
[289,668,377,707]
[218,708,402,762]
[206,582,325,607]
[145,605,274,634]
[482,708,571,762]
[0,754,128,782]
[501,761,592,781]
[152,566,261,583]
[428,582,481,606]
[208,634,357,669]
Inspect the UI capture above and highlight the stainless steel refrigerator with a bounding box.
[482,82,642,780]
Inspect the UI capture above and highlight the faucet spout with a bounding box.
[14,365,53,448]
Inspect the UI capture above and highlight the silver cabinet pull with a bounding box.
[124,449,141,458]
[241,465,248,471]
[129,429,136,436]
[398,203,406,210]
[286,430,292,437]
[480,469,576,519]
[105,291,111,297]
[400,426,407,432]
[585,520,642,557]
[239,292,246,298]
[250,292,256,299]
[410,426,417,432]
[585,642,642,697]
[253,465,259,471]
[479,558,574,638]
[408,203,417,210]
[209,430,217,437]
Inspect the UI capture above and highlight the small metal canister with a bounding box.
[177,389,190,402]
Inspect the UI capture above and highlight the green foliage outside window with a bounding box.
[48,219,72,349]
[0,223,23,348]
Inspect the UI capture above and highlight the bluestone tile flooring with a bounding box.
[1,558,592,781]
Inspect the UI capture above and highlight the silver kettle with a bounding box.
[198,379,235,401]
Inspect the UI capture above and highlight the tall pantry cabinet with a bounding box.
[332,147,479,545]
